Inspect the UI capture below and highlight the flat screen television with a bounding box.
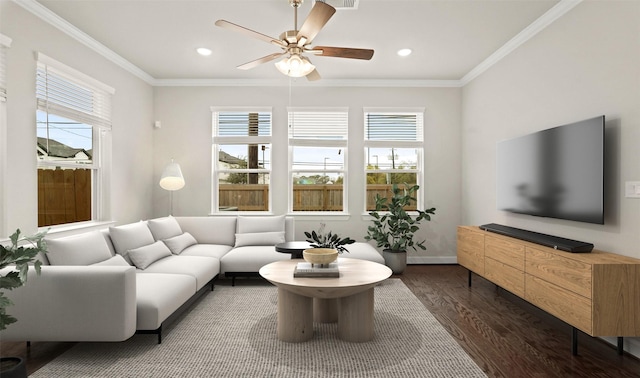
[496,115,605,224]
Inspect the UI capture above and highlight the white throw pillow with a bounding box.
[109,222,155,264]
[92,255,130,266]
[237,215,285,234]
[46,231,113,266]
[127,241,172,270]
[147,216,183,241]
[163,232,198,255]
[234,231,285,247]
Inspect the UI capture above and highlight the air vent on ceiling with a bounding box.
[313,0,359,10]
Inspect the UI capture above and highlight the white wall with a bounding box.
[461,0,640,354]
[0,2,155,235]
[153,85,462,262]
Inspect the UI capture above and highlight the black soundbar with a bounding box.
[479,223,594,253]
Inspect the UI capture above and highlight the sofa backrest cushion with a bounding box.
[109,222,155,264]
[147,216,183,241]
[163,232,198,254]
[127,240,172,270]
[46,231,114,266]
[237,215,285,234]
[174,217,237,246]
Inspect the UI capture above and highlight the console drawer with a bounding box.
[485,235,525,270]
[485,257,524,297]
[525,274,592,335]
[457,227,484,275]
[525,246,592,299]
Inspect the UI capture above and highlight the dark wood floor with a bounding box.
[2,264,640,377]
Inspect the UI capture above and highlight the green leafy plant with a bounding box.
[304,223,355,254]
[0,229,48,330]
[365,184,436,252]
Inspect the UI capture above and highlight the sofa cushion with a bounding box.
[139,255,219,291]
[220,245,290,274]
[174,217,236,246]
[128,241,172,270]
[92,255,130,266]
[180,244,233,260]
[237,215,285,234]
[147,216,183,241]
[46,231,113,266]
[342,242,385,265]
[135,273,196,330]
[109,222,155,264]
[163,232,198,254]
[234,231,285,247]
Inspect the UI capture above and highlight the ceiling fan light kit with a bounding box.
[215,0,373,80]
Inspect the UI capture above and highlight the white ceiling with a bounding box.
[32,0,564,84]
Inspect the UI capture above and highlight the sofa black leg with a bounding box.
[157,325,162,344]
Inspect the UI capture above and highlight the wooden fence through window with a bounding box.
[38,168,91,227]
[219,184,416,211]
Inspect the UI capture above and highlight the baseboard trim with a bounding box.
[602,336,640,359]
[407,256,457,264]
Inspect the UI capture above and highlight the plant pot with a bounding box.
[383,249,407,274]
[0,357,27,378]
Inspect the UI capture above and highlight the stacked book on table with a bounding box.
[293,262,339,277]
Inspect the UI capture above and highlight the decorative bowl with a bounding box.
[303,248,338,267]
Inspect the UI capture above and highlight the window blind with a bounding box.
[36,53,114,129]
[364,112,423,141]
[0,34,11,102]
[288,109,348,140]
[215,112,271,137]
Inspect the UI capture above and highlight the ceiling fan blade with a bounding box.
[215,20,286,48]
[296,2,336,46]
[313,46,374,60]
[237,52,287,70]
[306,69,321,81]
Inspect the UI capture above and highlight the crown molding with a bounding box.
[13,0,155,85]
[16,0,581,89]
[460,0,583,86]
[153,78,463,88]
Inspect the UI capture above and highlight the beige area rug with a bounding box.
[32,279,486,377]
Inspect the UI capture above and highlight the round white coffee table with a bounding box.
[259,258,392,343]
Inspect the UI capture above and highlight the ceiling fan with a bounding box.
[215,0,374,81]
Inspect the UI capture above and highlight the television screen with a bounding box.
[496,116,604,224]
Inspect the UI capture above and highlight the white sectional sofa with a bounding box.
[0,215,385,344]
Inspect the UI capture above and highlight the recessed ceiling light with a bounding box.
[397,48,412,57]
[196,47,212,56]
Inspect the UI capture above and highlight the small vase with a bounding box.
[383,249,407,274]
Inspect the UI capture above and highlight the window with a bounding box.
[36,53,114,227]
[0,34,10,234]
[212,108,272,212]
[288,107,348,212]
[364,108,424,211]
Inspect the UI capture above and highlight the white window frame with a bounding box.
[363,107,425,213]
[0,34,11,235]
[288,107,349,214]
[36,53,114,229]
[211,107,272,213]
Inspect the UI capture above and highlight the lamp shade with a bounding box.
[275,54,315,78]
[159,162,185,191]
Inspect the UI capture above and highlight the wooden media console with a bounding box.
[457,226,640,355]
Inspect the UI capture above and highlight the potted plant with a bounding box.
[304,223,355,254]
[365,184,436,274]
[303,223,355,267]
[1,228,49,378]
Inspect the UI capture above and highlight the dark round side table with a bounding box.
[275,241,312,259]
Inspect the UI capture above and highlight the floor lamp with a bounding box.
[159,160,185,215]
